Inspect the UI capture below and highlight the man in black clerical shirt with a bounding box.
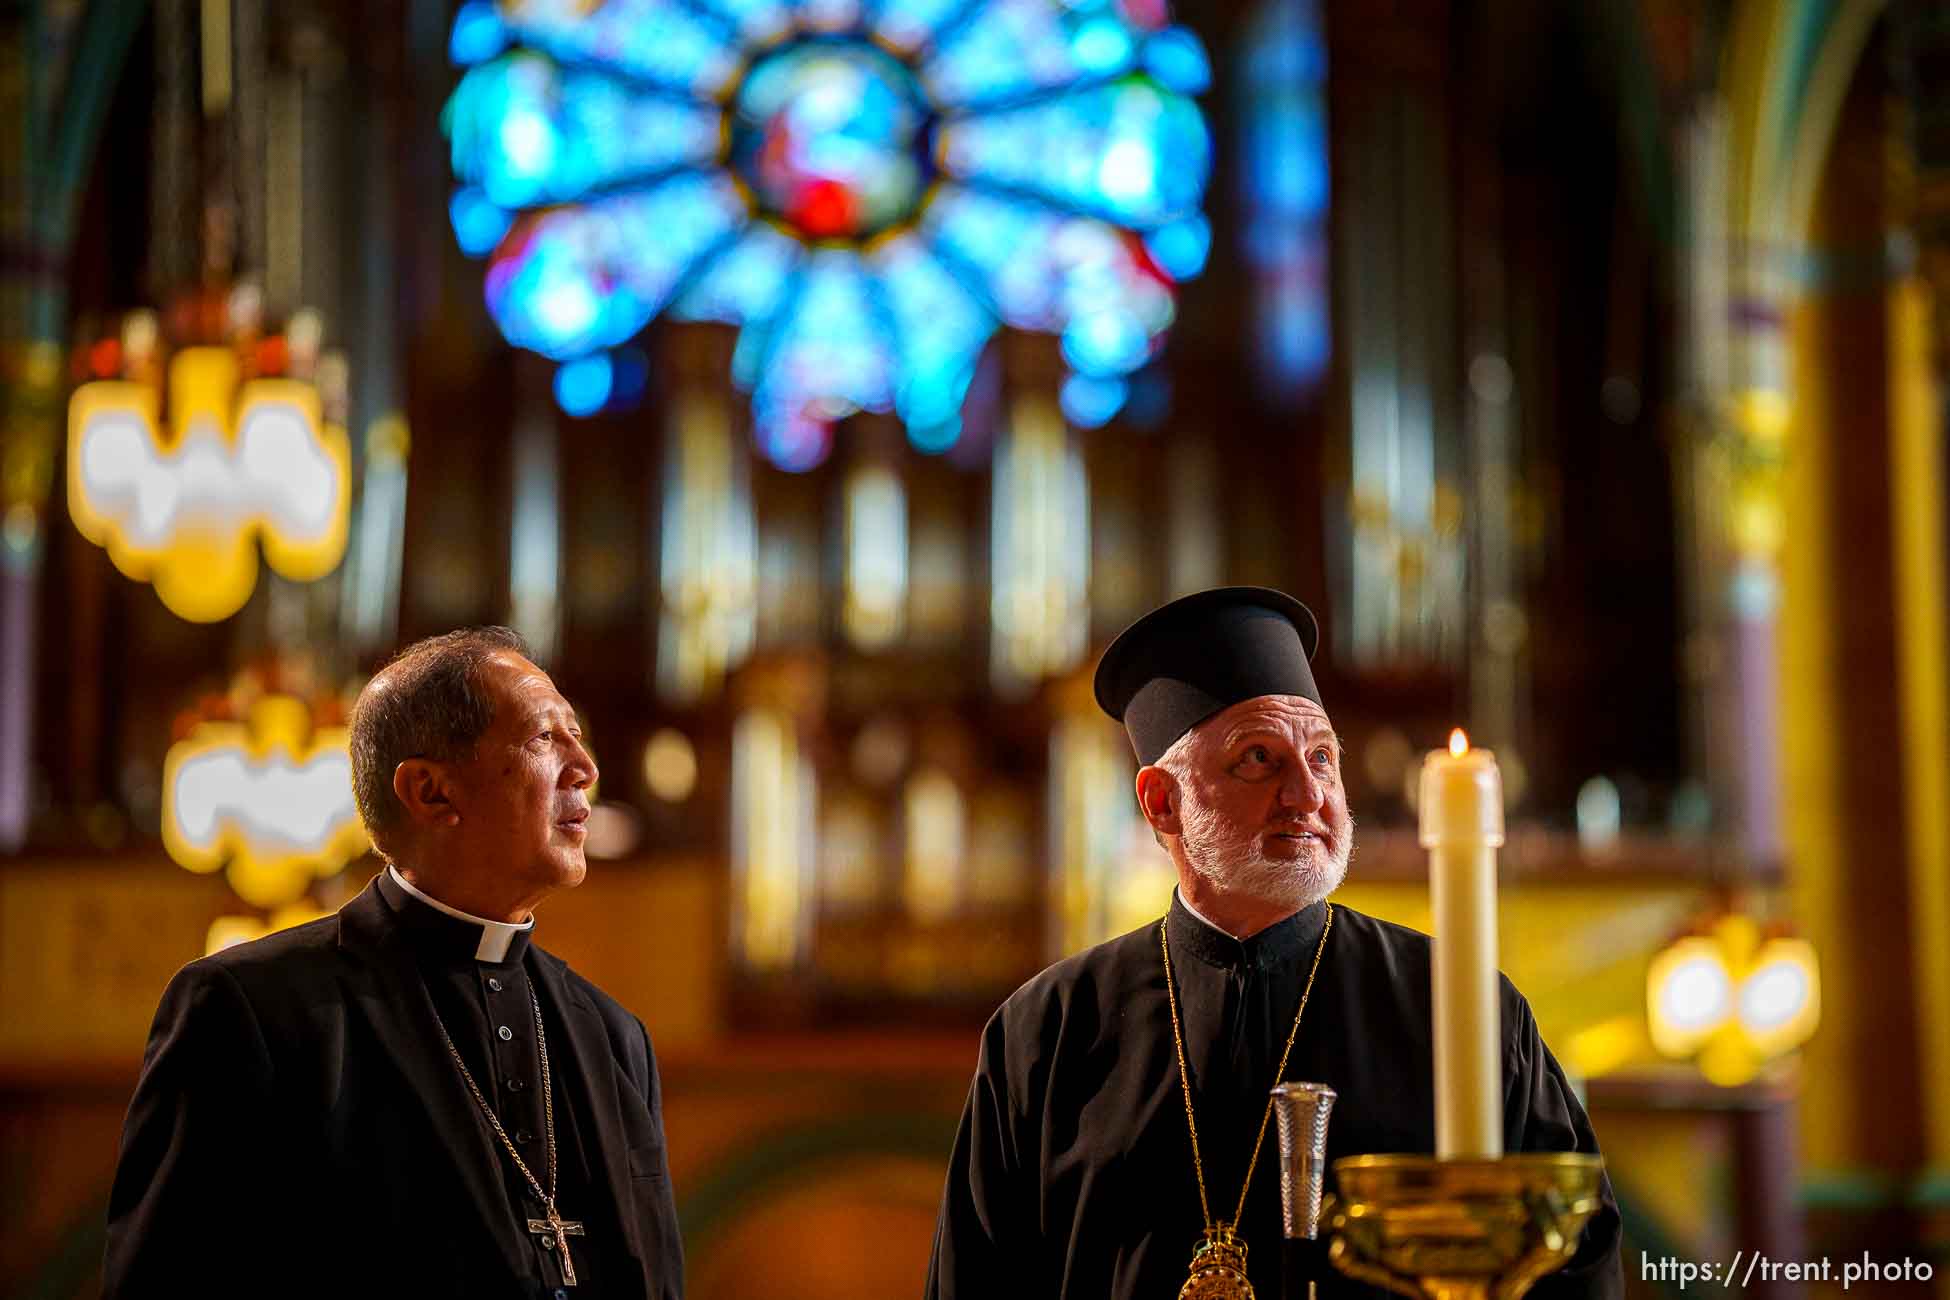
[105,628,683,1300]
[926,588,1623,1300]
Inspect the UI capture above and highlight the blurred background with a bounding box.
[3,0,1948,1296]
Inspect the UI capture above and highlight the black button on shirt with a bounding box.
[371,871,607,1294]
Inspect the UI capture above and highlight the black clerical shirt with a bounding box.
[926,893,1623,1300]
[105,872,683,1300]
[376,871,607,1296]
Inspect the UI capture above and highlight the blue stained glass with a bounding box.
[449,2,509,64]
[745,253,897,469]
[1113,0,1172,30]
[1063,303,1150,375]
[938,76,1209,229]
[874,0,974,54]
[448,55,722,209]
[611,348,653,406]
[1244,102,1326,219]
[486,175,747,358]
[446,0,1209,443]
[1046,223,1175,352]
[756,407,833,472]
[750,252,896,417]
[1264,273,1330,383]
[1070,18,1135,75]
[924,0,1137,109]
[693,0,793,44]
[1059,372,1127,427]
[926,184,1173,360]
[906,411,964,455]
[449,187,514,256]
[1143,26,1210,93]
[673,223,803,326]
[1144,215,1209,281]
[798,0,865,34]
[490,239,613,358]
[869,233,992,448]
[1240,0,1329,399]
[503,0,741,99]
[552,347,652,416]
[1242,0,1325,81]
[923,185,1066,328]
[555,353,616,416]
[1122,367,1171,426]
[730,43,927,239]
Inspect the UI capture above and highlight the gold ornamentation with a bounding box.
[1177,1226,1255,1300]
[1163,904,1335,1300]
[1327,1152,1605,1300]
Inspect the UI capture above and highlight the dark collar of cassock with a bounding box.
[375,864,535,968]
[1166,889,1331,975]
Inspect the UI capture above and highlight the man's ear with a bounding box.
[393,758,461,829]
[1135,765,1181,839]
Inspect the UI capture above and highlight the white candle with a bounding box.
[1419,729,1504,1159]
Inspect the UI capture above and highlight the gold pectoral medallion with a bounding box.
[1161,909,1334,1300]
[1178,1228,1254,1300]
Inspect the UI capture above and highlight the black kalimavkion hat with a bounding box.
[1092,586,1322,765]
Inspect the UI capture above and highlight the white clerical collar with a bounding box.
[387,864,533,963]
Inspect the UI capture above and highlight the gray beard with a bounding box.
[1179,796,1353,913]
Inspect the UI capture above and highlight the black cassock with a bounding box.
[103,873,683,1300]
[927,895,1623,1300]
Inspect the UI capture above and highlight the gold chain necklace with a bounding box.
[1162,902,1334,1300]
[433,981,588,1286]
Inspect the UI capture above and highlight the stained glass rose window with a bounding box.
[445,0,1211,469]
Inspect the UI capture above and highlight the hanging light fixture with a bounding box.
[160,659,370,952]
[67,297,354,622]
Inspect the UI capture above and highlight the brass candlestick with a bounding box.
[1324,1153,1604,1300]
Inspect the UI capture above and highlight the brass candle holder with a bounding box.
[1324,1153,1605,1300]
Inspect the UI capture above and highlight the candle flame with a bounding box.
[1449,728,1469,757]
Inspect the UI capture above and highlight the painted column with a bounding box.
[1887,5,1950,1245]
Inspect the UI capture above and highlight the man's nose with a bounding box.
[1278,761,1324,811]
[569,741,598,789]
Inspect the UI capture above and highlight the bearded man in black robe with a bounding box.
[104,627,683,1299]
[926,588,1622,1300]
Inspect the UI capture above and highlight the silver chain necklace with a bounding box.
[432,980,588,1285]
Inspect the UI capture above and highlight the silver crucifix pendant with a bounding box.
[527,1208,587,1287]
